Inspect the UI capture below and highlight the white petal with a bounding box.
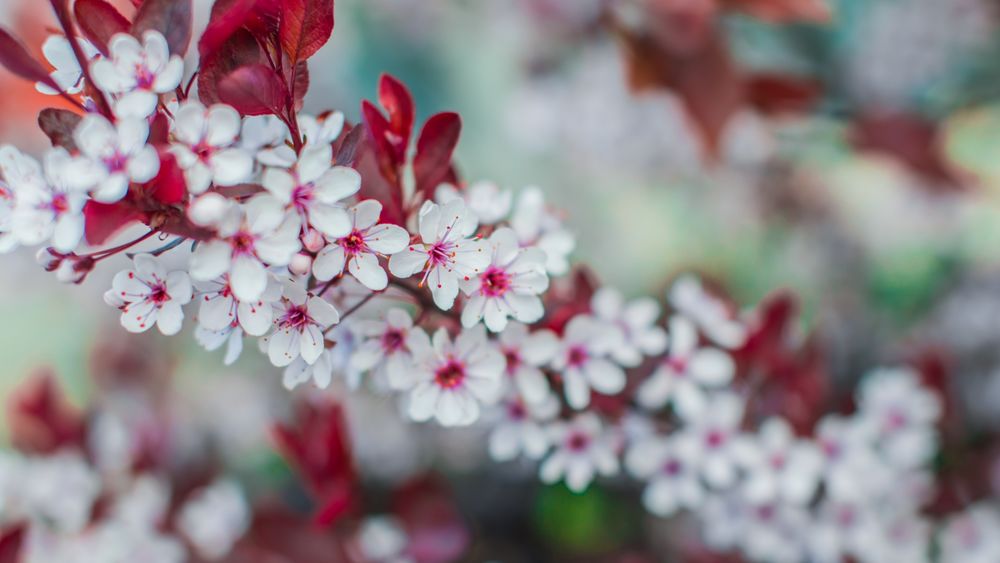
[230,255,267,302]
[312,244,346,282]
[348,252,388,291]
[189,241,232,281]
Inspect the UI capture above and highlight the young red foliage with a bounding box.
[198,28,265,106]
[413,111,461,199]
[0,526,25,563]
[392,476,470,563]
[132,0,193,56]
[218,64,288,116]
[6,369,86,456]
[0,28,61,92]
[38,108,83,152]
[377,74,415,158]
[279,0,335,64]
[74,0,131,55]
[198,0,261,58]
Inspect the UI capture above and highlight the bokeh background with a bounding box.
[5,0,1000,558]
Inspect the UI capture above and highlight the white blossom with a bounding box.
[264,281,340,367]
[3,147,89,252]
[435,180,512,225]
[551,314,626,409]
[257,112,345,168]
[539,413,619,493]
[90,31,184,118]
[488,392,559,462]
[509,187,574,276]
[108,254,193,335]
[625,435,704,517]
[680,392,746,489]
[194,323,244,366]
[734,417,823,505]
[668,275,747,349]
[494,321,557,404]
[170,101,253,194]
[195,273,282,336]
[857,367,942,469]
[939,502,1000,563]
[36,35,100,95]
[313,199,409,290]
[590,287,667,366]
[176,480,249,561]
[262,144,360,238]
[350,308,417,390]
[73,114,160,203]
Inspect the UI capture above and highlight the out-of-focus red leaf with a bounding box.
[746,74,823,115]
[272,397,357,526]
[279,0,334,63]
[0,28,61,92]
[361,99,396,176]
[132,0,193,56]
[198,28,264,105]
[148,112,170,145]
[199,0,259,58]
[224,504,350,563]
[393,476,470,563]
[38,108,82,151]
[851,112,964,189]
[543,266,600,334]
[213,183,265,199]
[218,64,287,116]
[146,151,187,204]
[7,369,85,455]
[333,123,365,166]
[0,525,25,563]
[355,144,406,227]
[84,200,145,245]
[413,112,461,198]
[724,0,832,23]
[377,74,415,155]
[74,0,131,55]
[289,60,309,110]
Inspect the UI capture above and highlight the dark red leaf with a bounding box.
[413,112,461,198]
[218,64,287,116]
[377,73,415,147]
[355,147,405,227]
[361,99,398,179]
[38,108,82,151]
[289,60,309,110]
[84,200,145,245]
[393,476,470,563]
[74,0,131,55]
[0,27,60,91]
[213,183,265,199]
[132,0,193,56]
[851,112,963,188]
[198,0,259,58]
[724,0,832,23]
[6,369,85,455]
[0,525,25,563]
[333,122,364,166]
[746,74,822,115]
[279,0,334,63]
[197,28,264,105]
[146,151,187,205]
[148,112,170,145]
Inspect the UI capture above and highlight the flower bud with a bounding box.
[288,252,313,276]
[35,247,63,271]
[302,228,326,253]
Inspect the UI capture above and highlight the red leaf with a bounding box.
[279,0,334,63]
[851,112,963,188]
[146,151,187,204]
[333,122,365,166]
[724,0,832,23]
[74,0,131,55]
[0,27,60,91]
[198,28,264,105]
[132,0,193,56]
[198,0,259,58]
[84,200,145,245]
[7,369,85,455]
[38,108,82,151]
[745,74,822,115]
[0,525,25,563]
[148,111,170,145]
[218,64,287,116]
[393,476,470,563]
[413,112,461,198]
[289,60,309,110]
[377,73,415,149]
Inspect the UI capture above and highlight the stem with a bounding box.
[49,0,113,118]
[88,230,159,262]
[339,292,377,322]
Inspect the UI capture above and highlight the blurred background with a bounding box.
[5,0,1000,559]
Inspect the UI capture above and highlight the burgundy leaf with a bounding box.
[84,200,145,245]
[0,525,25,563]
[355,146,405,227]
[413,111,461,198]
[132,0,193,56]
[6,369,86,455]
[145,151,187,205]
[377,73,415,148]
[279,0,334,63]
[218,64,287,116]
[213,183,265,199]
[38,108,82,151]
[198,0,259,58]
[361,99,398,179]
[333,122,364,166]
[198,28,264,105]
[0,27,60,91]
[148,111,170,145]
[289,60,309,110]
[74,0,131,55]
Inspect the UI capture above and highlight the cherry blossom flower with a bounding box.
[734,417,823,505]
[459,227,548,332]
[509,187,575,276]
[488,392,559,462]
[90,31,184,118]
[9,451,101,533]
[170,101,254,194]
[857,367,942,469]
[669,275,747,349]
[388,199,490,310]
[625,435,705,517]
[0,180,15,253]
[814,414,894,503]
[350,308,417,390]
[262,144,360,238]
[939,502,1000,563]
[240,115,289,161]
[590,287,667,366]
[109,254,193,335]
[195,274,282,337]
[72,114,160,202]
[680,392,746,489]
[176,480,249,561]
[194,322,244,366]
[494,321,557,404]
[35,35,100,95]
[351,516,411,563]
[188,194,301,302]
[435,180,512,225]
[3,147,89,252]
[264,282,340,367]
[539,413,620,493]
[637,314,735,419]
[281,323,360,390]
[312,199,409,290]
[550,314,626,409]
[257,112,345,168]
[403,325,505,427]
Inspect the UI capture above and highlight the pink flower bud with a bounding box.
[302,228,326,253]
[289,252,313,276]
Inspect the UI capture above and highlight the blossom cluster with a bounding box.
[0,1,995,562]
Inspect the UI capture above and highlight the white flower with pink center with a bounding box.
[282,322,359,390]
[4,147,91,252]
[36,34,100,95]
[550,314,626,410]
[404,325,504,427]
[680,392,746,489]
[637,314,735,420]
[815,414,892,503]
[189,194,301,302]
[494,321,557,404]
[590,287,667,367]
[388,199,490,311]
[313,199,410,291]
[488,392,559,462]
[940,502,1000,563]
[257,112,345,168]
[669,275,747,349]
[625,435,704,517]
[176,479,249,561]
[435,180,512,225]
[350,308,417,390]
[733,417,823,506]
[108,254,193,335]
[170,101,254,194]
[539,413,620,493]
[265,282,340,367]
[857,367,942,469]
[195,322,244,366]
[509,187,575,276]
[90,31,184,118]
[73,114,160,203]
[460,227,549,332]
[262,144,361,238]
[195,273,282,337]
